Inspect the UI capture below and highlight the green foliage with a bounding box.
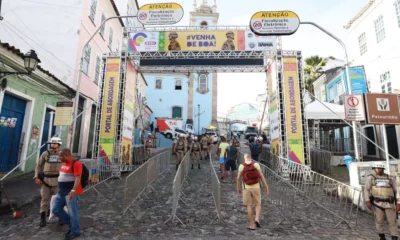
[303,55,335,94]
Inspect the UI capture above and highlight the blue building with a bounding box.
[145,1,219,135]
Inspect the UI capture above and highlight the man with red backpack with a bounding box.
[237,153,269,230]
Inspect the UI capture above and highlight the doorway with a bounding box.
[0,93,27,171]
[386,125,399,159]
[40,108,56,155]
[365,126,376,156]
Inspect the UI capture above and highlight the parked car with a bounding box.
[173,128,188,138]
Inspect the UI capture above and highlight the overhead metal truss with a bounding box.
[124,25,255,33]
[137,65,267,73]
[129,50,269,60]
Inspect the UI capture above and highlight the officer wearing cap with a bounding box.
[191,137,201,170]
[145,133,153,159]
[168,32,181,51]
[34,137,63,227]
[222,31,235,50]
[364,162,400,240]
[174,134,186,170]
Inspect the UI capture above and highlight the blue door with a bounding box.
[40,109,56,155]
[0,94,27,171]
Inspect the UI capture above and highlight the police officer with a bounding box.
[222,31,235,50]
[34,137,63,227]
[207,134,214,158]
[174,134,186,170]
[168,32,181,51]
[186,134,193,154]
[364,162,400,240]
[201,134,209,160]
[145,133,153,159]
[152,132,158,149]
[191,137,201,169]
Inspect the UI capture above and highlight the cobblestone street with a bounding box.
[0,153,390,239]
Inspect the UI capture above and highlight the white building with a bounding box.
[345,0,400,159]
[345,0,400,94]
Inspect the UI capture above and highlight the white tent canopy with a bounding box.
[305,101,345,120]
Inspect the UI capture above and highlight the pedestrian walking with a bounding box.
[145,133,153,159]
[365,162,400,240]
[223,142,238,183]
[233,134,241,163]
[237,153,269,230]
[191,137,201,169]
[201,134,209,160]
[216,136,229,179]
[52,148,83,240]
[249,137,260,161]
[207,134,214,158]
[34,137,63,227]
[174,134,186,170]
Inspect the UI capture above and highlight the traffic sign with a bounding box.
[137,3,184,25]
[365,93,400,124]
[249,11,300,36]
[344,95,365,121]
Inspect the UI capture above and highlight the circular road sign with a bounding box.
[138,3,184,25]
[250,11,300,36]
[347,96,359,107]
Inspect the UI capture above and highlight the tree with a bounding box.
[304,55,329,94]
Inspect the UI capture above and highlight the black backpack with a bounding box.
[72,160,90,189]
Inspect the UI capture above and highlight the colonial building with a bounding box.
[145,0,219,135]
[0,42,75,172]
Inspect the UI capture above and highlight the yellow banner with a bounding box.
[163,31,246,51]
[99,58,120,160]
[121,62,136,165]
[283,57,304,164]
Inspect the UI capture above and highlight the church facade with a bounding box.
[145,0,219,135]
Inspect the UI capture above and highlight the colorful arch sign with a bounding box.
[138,3,184,25]
[250,11,300,36]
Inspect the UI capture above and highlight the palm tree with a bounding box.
[304,55,329,94]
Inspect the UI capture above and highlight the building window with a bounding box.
[380,71,391,93]
[99,14,106,38]
[94,56,101,84]
[116,40,120,52]
[175,78,182,90]
[108,27,113,49]
[358,32,367,55]
[200,21,208,29]
[82,44,91,75]
[155,78,162,89]
[329,86,334,102]
[374,15,385,43]
[395,0,400,28]
[172,106,182,118]
[336,80,343,95]
[199,74,207,91]
[89,0,97,22]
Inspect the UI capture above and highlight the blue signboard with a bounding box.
[349,66,368,94]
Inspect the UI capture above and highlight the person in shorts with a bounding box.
[223,142,238,183]
[237,153,268,230]
[216,136,229,179]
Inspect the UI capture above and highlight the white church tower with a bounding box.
[187,0,220,133]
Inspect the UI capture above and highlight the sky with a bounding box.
[138,0,370,115]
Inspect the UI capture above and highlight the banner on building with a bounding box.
[99,58,121,161]
[267,61,280,155]
[283,57,304,164]
[128,30,276,52]
[121,62,136,164]
[349,66,368,94]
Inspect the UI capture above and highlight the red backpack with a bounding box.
[242,161,260,185]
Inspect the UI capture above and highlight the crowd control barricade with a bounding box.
[132,145,146,166]
[310,148,333,174]
[81,155,116,194]
[247,151,366,228]
[122,151,171,216]
[207,155,224,225]
[165,152,191,225]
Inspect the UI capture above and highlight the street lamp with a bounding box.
[0,50,41,78]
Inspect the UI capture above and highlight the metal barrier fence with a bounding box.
[310,148,333,174]
[122,150,172,216]
[132,145,146,166]
[165,152,191,225]
[206,155,224,225]
[260,151,365,228]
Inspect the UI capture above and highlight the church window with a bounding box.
[200,21,208,29]
[199,74,207,91]
[172,106,183,118]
